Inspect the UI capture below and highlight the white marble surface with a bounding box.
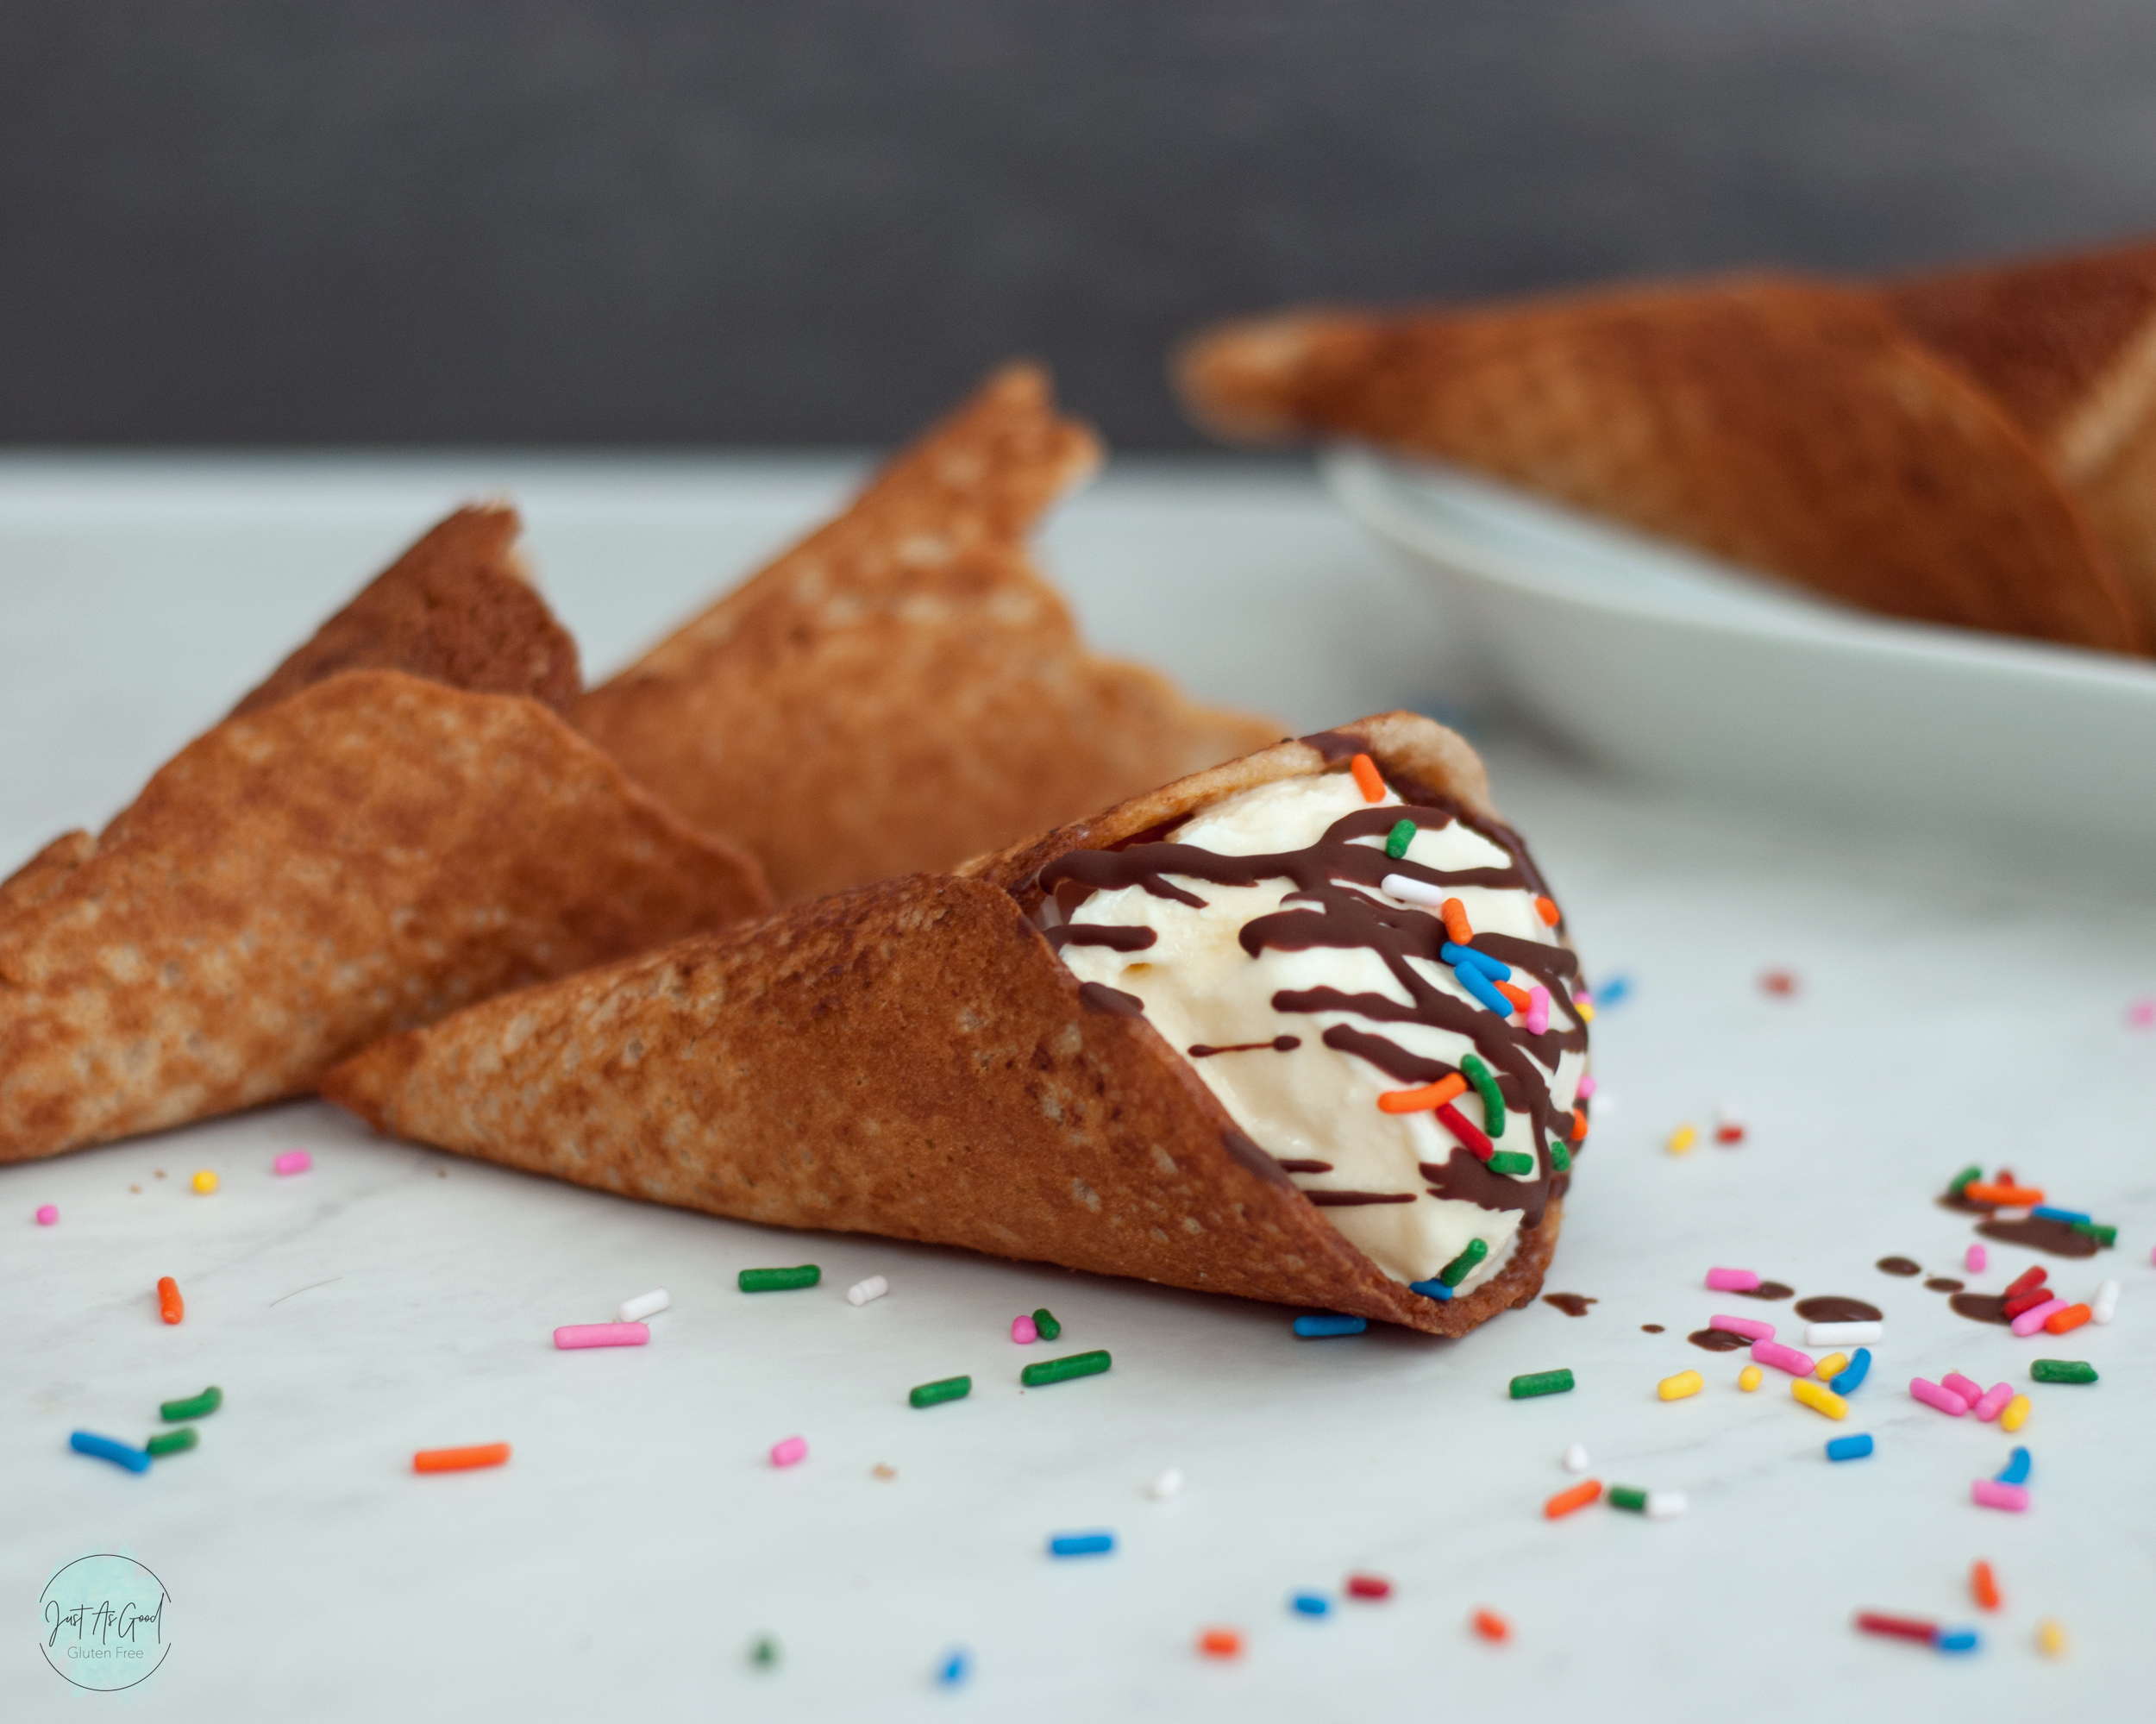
[4,457,2154,1721]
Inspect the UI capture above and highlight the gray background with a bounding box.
[5,0,2156,450]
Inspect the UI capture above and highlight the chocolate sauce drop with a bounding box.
[1733,1280,1794,1301]
[1794,1295,1882,1324]
[1306,1190,1417,1207]
[1978,1217,2098,1258]
[1875,1257,1922,1276]
[1925,1277,1965,1294]
[1188,1036,1300,1057]
[1640,1323,1664,1333]
[1047,924,1156,953]
[1273,1158,1333,1175]
[1688,1327,1753,1351]
[1949,1292,2010,1326]
[1076,981,1144,1017]
[1221,1130,1290,1186]
[1542,1293,1596,1316]
[1296,728,1369,762]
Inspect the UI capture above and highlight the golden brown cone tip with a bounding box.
[572,360,1281,903]
[323,712,1565,1338]
[0,670,770,1164]
[1177,276,2146,655]
[230,503,582,721]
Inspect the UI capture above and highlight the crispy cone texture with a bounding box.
[231,504,581,719]
[0,671,770,1163]
[572,362,1281,903]
[323,712,1565,1337]
[1177,277,2145,654]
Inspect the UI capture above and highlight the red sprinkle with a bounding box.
[1345,1573,1393,1600]
[1855,1611,1937,1644]
[1760,969,1798,996]
[1714,1123,1746,1144]
[2002,1266,2048,1301]
[1197,1627,1243,1658]
[1471,1608,1510,1643]
[156,1276,184,1326]
[1434,1101,1495,1160]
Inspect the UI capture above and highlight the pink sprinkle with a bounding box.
[1525,987,1550,1035]
[2010,1297,2069,1338]
[1712,1313,1776,1341]
[1964,1243,1986,1275]
[553,1322,649,1350]
[1971,1480,2029,1513]
[1576,1073,1597,1100]
[1971,1382,2014,1421]
[1910,1377,1971,1416]
[1941,1372,1985,1404]
[273,1149,313,1175]
[34,1204,58,1226]
[1012,1313,1038,1344]
[2128,995,2156,1028]
[770,1434,808,1468]
[1706,1268,1761,1293]
[1752,1340,1815,1376]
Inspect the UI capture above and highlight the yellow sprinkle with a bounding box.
[1658,1370,1704,1401]
[2001,1394,2032,1433]
[1738,1365,1763,1392]
[191,1170,218,1195]
[1666,1125,1698,1155]
[2035,1618,2067,1658]
[1576,998,1596,1023]
[1814,1352,1850,1381]
[1791,1378,1848,1420]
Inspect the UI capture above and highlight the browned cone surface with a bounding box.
[1175,275,2144,654]
[0,670,770,1163]
[323,712,1572,1336]
[573,361,1280,903]
[230,504,581,719]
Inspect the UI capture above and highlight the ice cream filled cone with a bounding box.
[323,712,1589,1336]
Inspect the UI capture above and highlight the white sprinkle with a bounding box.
[1645,1490,1687,1520]
[617,1288,669,1323]
[1147,1466,1184,1500]
[1379,873,1446,907]
[2094,1279,2122,1325]
[1992,1207,2032,1223]
[1562,1442,1589,1474]
[846,1275,889,1307]
[1804,1320,1883,1346]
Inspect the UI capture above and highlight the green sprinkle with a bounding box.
[159,1385,222,1422]
[1437,1237,1489,1287]
[1488,1151,1534,1176]
[2070,1221,2118,1248]
[1509,1368,1575,1400]
[910,1375,972,1408]
[1607,1484,1647,1512]
[146,1427,198,1458]
[1384,819,1417,860]
[2030,1358,2098,1385]
[1547,1139,1573,1174]
[1032,1307,1062,1342]
[1460,1054,1505,1138]
[739,1265,820,1292]
[1947,1164,1983,1197]
[749,1634,780,1668]
[1021,1349,1112,1388]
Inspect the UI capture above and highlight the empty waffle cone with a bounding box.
[572,361,1281,903]
[0,670,769,1163]
[322,712,1570,1338]
[1177,276,2145,653]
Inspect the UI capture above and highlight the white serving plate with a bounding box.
[1326,448,2156,856]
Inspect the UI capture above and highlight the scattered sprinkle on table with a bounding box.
[1011,1313,1038,1343]
[1658,1370,1703,1401]
[1965,1243,1987,1274]
[1562,1441,1589,1472]
[2044,1302,2092,1335]
[873,1464,897,1479]
[937,1649,971,1687]
[1972,1481,2028,1513]
[1290,1591,1330,1616]
[847,1276,889,1307]
[1148,1466,1184,1500]
[160,1385,222,1421]
[1710,1313,1775,1340]
[1510,1368,1574,1400]
[1971,1560,2002,1610]
[71,1431,151,1472]
[1545,1479,1601,1519]
[1856,1611,1977,1652]
[1706,1267,1760,1292]
[910,1376,970,1408]
[413,1442,510,1473]
[617,1289,668,1323]
[35,1203,57,1226]
[273,1149,312,1175]
[1666,1125,1697,1154]
[1830,1349,1871,1395]
[1022,1350,1111,1387]
[1345,1572,1392,1600]
[1805,1320,1882,1347]
[555,1322,649,1350]
[2036,1618,2068,1658]
[1472,1608,1510,1643]
[739,1265,819,1292]
[1294,1313,1366,1338]
[1826,1433,1873,1462]
[1971,1382,2014,1421]
[749,1634,779,1668]
[2093,1279,2121,1324]
[1738,1365,1762,1391]
[1032,1307,1062,1341]
[1197,1627,1243,1658]
[1910,1377,1970,1416]
[1792,1379,1848,1420]
[191,1169,217,1194]
[1760,969,1797,995]
[1752,1341,1814,1376]
[1814,1352,1851,1381]
[770,1435,808,1468]
[2001,1395,2033,1432]
[156,1276,184,1325]
[1049,1532,1114,1558]
[146,1428,197,1458]
[2031,1358,2097,1384]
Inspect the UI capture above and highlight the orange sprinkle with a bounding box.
[1472,1608,1510,1643]
[1440,897,1474,944]
[1570,1108,1588,1143]
[1964,1182,2044,1207]
[1350,753,1385,802]
[1377,1074,1469,1114]
[1533,895,1560,925]
[1494,979,1532,1013]
[1197,1627,1243,1658]
[1971,1559,2002,1612]
[156,1276,184,1326]
[413,1441,511,1474]
[2045,1302,2092,1335]
[1544,1479,1601,1520]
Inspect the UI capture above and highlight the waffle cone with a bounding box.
[322,712,1566,1337]
[573,362,1281,903]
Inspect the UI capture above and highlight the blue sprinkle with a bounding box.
[70,1432,150,1473]
[1825,1433,1874,1462]
[1294,1313,1369,1338]
[1594,975,1633,1008]
[1407,1278,1455,1302]
[1452,963,1514,1016]
[1996,1446,2031,1486]
[937,1648,971,1687]
[2030,1206,2090,1224]
[1830,1347,1871,1396]
[1290,1592,1330,1617]
[1048,1532,1115,1558]
[1934,1627,1981,1654]
[1440,942,1512,981]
